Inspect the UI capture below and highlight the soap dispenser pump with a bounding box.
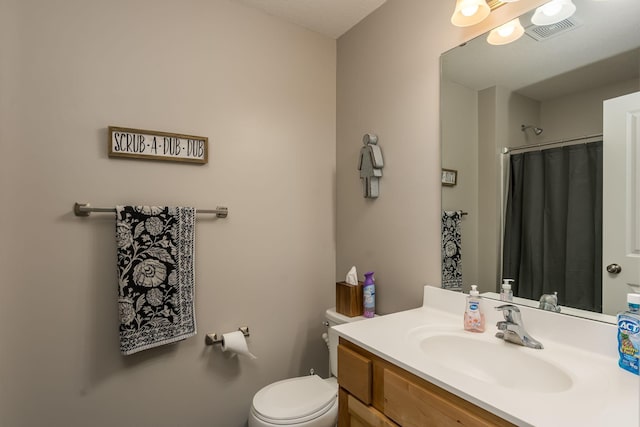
[500,279,514,302]
[464,285,485,332]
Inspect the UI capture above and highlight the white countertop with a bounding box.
[333,286,639,427]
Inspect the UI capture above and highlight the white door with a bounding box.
[602,91,640,315]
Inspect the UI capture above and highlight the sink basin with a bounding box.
[408,327,573,393]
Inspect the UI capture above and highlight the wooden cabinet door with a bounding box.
[338,344,372,404]
[348,394,399,427]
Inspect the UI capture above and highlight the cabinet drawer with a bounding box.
[383,369,511,427]
[338,344,372,404]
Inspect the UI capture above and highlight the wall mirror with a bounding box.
[441,0,640,322]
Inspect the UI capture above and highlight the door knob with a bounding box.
[606,263,622,274]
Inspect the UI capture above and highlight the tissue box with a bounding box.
[336,281,363,317]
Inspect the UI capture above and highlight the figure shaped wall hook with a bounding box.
[358,133,384,198]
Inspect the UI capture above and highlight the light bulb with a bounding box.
[487,18,524,45]
[461,5,479,16]
[497,23,515,37]
[532,0,576,26]
[541,1,563,16]
[451,0,490,27]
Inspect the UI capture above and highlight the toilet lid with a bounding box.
[252,375,337,423]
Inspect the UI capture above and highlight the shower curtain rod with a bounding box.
[73,202,228,218]
[502,132,603,154]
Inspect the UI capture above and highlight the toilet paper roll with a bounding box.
[221,331,257,359]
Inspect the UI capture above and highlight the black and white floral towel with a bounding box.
[441,210,463,292]
[116,206,196,355]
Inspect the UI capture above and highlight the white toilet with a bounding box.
[248,308,367,427]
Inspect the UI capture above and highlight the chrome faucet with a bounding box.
[494,304,543,349]
[539,292,561,313]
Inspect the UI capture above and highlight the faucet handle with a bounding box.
[495,304,522,323]
[495,304,520,312]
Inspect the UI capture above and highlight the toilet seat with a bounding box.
[251,375,337,425]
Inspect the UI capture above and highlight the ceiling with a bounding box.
[442,0,640,101]
[231,0,639,99]
[232,0,387,39]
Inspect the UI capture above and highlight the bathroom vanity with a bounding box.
[333,286,639,426]
[338,339,513,426]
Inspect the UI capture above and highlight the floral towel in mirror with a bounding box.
[442,210,463,292]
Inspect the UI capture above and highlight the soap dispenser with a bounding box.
[464,285,485,332]
[500,279,514,302]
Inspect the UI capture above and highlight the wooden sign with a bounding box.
[108,126,208,164]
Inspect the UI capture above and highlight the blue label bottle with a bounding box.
[617,293,640,375]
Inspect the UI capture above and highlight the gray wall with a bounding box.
[0,1,335,426]
[541,78,640,140]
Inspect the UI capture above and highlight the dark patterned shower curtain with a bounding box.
[502,141,603,312]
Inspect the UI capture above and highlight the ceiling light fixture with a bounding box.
[487,18,525,45]
[531,0,577,26]
[451,0,491,27]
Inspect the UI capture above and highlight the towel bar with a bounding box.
[74,202,228,218]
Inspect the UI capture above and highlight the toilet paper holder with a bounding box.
[204,326,250,345]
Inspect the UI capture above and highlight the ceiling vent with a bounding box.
[525,17,581,41]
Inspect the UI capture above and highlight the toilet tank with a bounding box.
[325,308,369,377]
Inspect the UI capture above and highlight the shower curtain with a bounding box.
[502,141,603,312]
